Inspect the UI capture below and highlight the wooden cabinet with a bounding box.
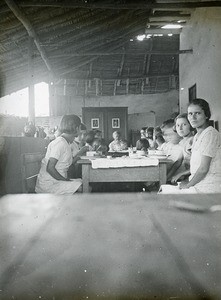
[82,107,128,144]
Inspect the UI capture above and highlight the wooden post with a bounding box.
[48,75,55,116]
[28,36,35,123]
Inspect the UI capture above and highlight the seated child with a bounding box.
[145,127,157,149]
[170,113,195,183]
[155,133,165,151]
[109,131,127,152]
[93,129,108,153]
[85,130,96,151]
[136,138,149,152]
[160,119,184,182]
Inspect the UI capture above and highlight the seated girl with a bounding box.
[85,130,96,151]
[160,119,184,182]
[136,138,150,152]
[92,129,108,153]
[35,114,82,194]
[109,131,127,152]
[145,127,157,149]
[160,98,221,193]
[155,133,165,151]
[71,123,89,161]
[171,113,195,183]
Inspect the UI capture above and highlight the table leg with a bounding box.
[159,163,167,186]
[82,165,90,193]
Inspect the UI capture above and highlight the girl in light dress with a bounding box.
[35,115,82,194]
[170,113,195,183]
[160,99,221,193]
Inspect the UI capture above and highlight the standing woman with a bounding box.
[161,98,221,193]
[35,115,82,194]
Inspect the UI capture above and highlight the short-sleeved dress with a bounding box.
[179,135,194,170]
[35,136,82,194]
[189,126,221,193]
[161,126,221,193]
[163,142,186,176]
[109,140,127,152]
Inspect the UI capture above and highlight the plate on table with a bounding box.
[107,151,129,157]
[80,156,101,160]
[148,154,168,159]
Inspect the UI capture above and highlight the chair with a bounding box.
[21,152,44,193]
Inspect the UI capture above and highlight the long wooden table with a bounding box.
[77,157,169,192]
[0,193,220,299]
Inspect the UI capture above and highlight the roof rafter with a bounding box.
[4,0,54,74]
[15,0,221,10]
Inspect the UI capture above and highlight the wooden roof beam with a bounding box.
[4,0,54,74]
[62,74,179,81]
[145,28,181,34]
[18,1,221,10]
[46,49,192,58]
[149,16,190,22]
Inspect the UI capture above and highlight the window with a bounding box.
[189,84,196,102]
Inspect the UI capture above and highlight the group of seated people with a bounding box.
[35,98,221,194]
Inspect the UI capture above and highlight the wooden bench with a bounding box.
[21,152,44,193]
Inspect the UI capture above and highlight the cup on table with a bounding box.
[86,151,97,156]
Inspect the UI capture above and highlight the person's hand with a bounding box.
[171,174,181,184]
[179,181,189,189]
[79,145,89,155]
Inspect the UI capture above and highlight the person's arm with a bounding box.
[46,157,70,181]
[180,155,211,189]
[72,145,89,164]
[109,142,114,152]
[167,152,183,182]
[171,169,191,184]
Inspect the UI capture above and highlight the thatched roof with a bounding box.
[0,0,220,97]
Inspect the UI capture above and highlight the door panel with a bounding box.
[82,107,128,145]
[82,109,104,136]
[106,108,128,144]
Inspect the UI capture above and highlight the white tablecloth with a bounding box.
[91,157,159,169]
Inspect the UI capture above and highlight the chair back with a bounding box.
[21,152,44,193]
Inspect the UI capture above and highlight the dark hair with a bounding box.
[80,123,87,131]
[154,126,162,135]
[141,127,147,131]
[174,113,194,132]
[59,114,81,134]
[137,138,149,151]
[86,130,95,145]
[147,127,154,134]
[93,129,102,133]
[155,133,165,144]
[160,118,175,130]
[188,98,211,120]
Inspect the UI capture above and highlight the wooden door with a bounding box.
[82,107,128,144]
[106,107,128,144]
[82,108,105,136]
